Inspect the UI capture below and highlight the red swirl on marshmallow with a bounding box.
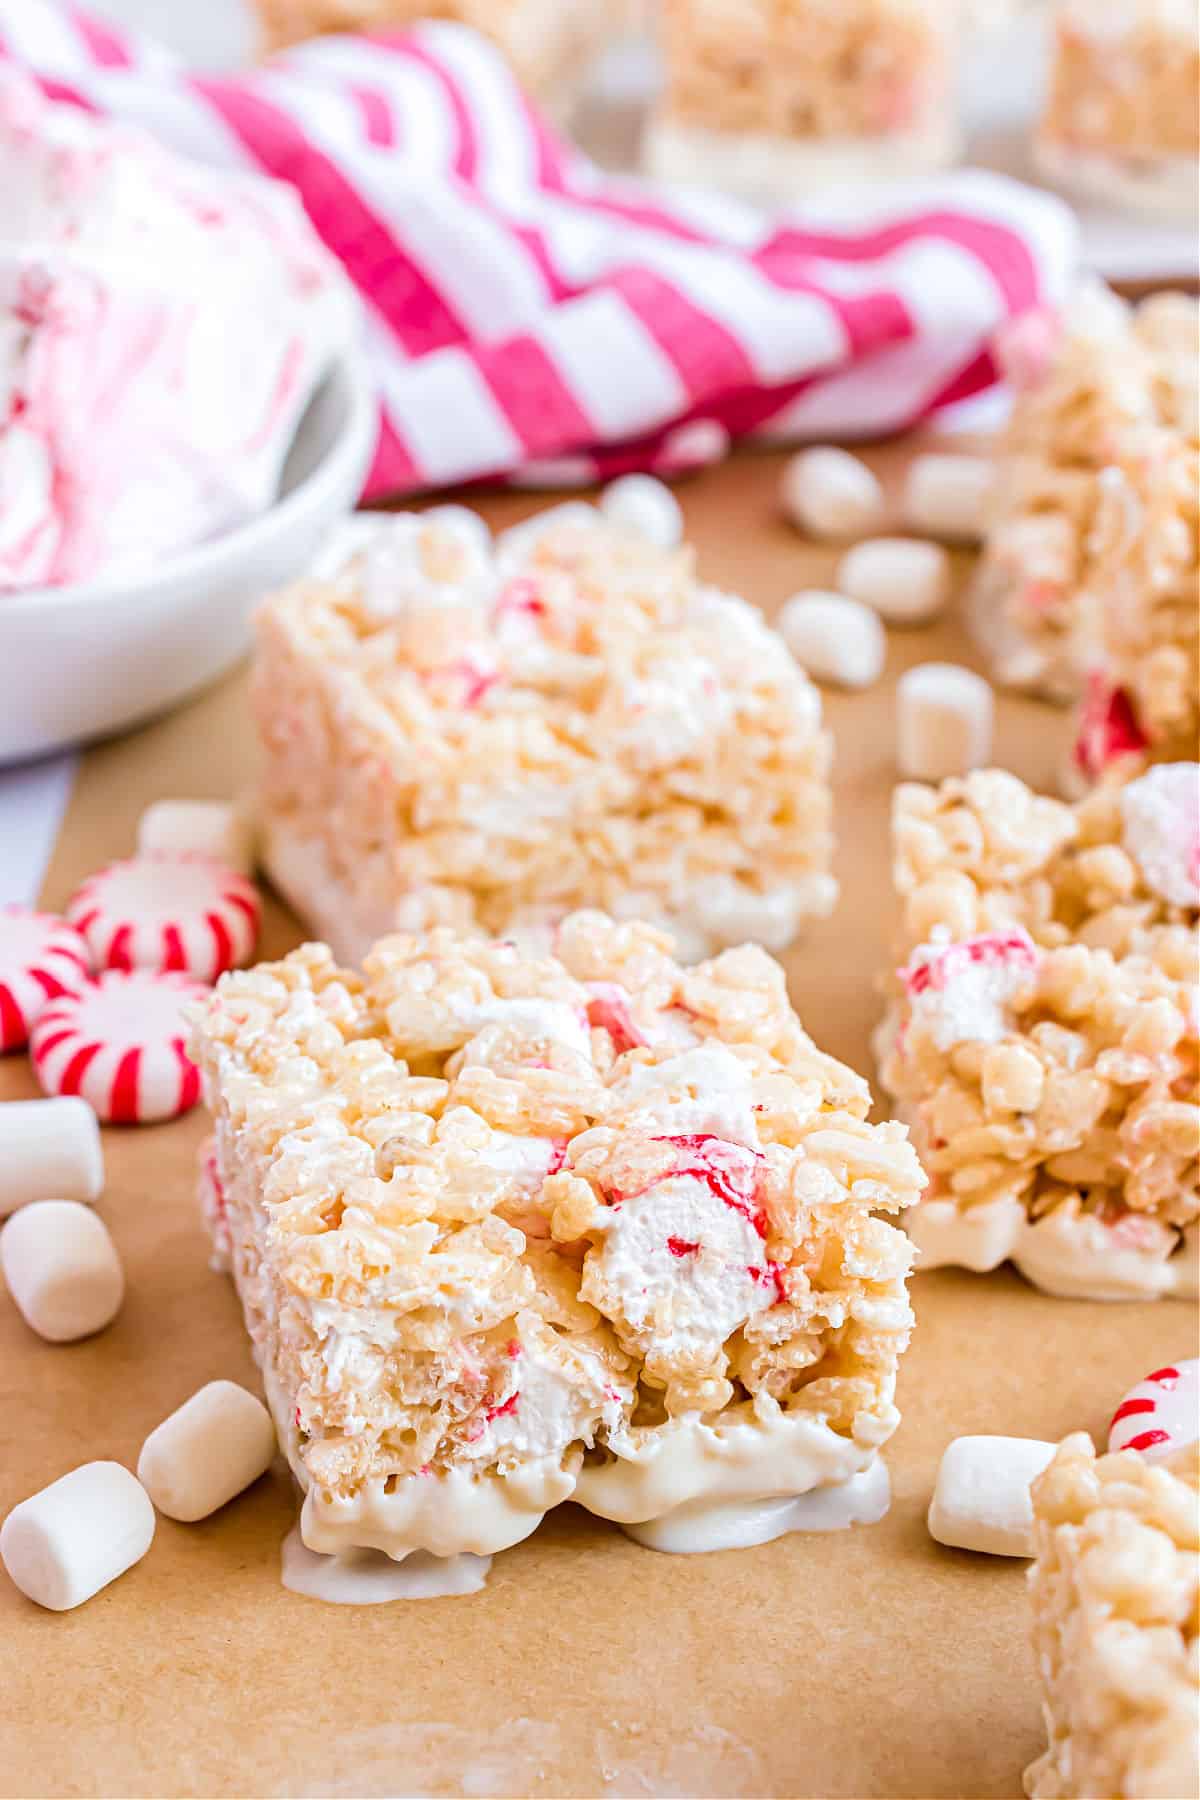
[0,906,91,1052]
[900,927,1039,1051]
[66,853,260,983]
[1108,1360,1199,1462]
[31,968,208,1124]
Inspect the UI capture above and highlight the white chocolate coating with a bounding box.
[839,538,950,625]
[600,475,684,550]
[777,591,887,690]
[0,1462,154,1611]
[1,1200,123,1343]
[281,1526,491,1602]
[0,1097,103,1220]
[902,454,994,544]
[137,1381,276,1522]
[136,801,256,878]
[896,662,994,780]
[927,1434,1058,1557]
[780,448,887,543]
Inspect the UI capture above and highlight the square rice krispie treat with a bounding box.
[1071,421,1200,789]
[1025,1433,1199,1800]
[877,765,1199,1301]
[253,0,621,105]
[1036,0,1200,221]
[255,508,836,967]
[644,0,959,201]
[190,911,924,1560]
[972,287,1198,704]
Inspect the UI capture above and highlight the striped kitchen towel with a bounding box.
[0,1,1077,499]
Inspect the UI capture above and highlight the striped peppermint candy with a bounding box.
[30,969,208,1125]
[0,907,92,1053]
[66,854,260,984]
[1108,1360,1199,1463]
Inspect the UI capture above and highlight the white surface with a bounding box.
[0,349,376,767]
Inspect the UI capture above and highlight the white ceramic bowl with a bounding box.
[0,350,377,767]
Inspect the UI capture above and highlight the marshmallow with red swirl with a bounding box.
[0,906,91,1052]
[899,928,1040,1051]
[1119,764,1200,911]
[66,854,259,983]
[0,75,356,593]
[1108,1360,1199,1462]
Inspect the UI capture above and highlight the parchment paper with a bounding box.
[0,446,1189,1800]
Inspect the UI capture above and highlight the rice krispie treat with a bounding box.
[972,287,1198,703]
[877,765,1199,1301]
[1036,0,1200,220]
[253,0,619,104]
[255,510,836,967]
[190,911,924,1560]
[1071,422,1200,788]
[1025,1433,1199,1800]
[644,0,959,201]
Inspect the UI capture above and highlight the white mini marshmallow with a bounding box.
[422,504,493,556]
[1,1200,123,1342]
[897,662,994,780]
[137,1380,276,1522]
[928,1435,1058,1557]
[902,454,995,543]
[136,800,256,876]
[780,447,886,542]
[776,590,887,689]
[600,474,684,549]
[0,1097,103,1220]
[1,1462,154,1610]
[838,537,950,624]
[497,501,598,563]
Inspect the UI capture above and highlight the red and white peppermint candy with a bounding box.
[0,907,92,1052]
[1108,1360,1199,1463]
[66,853,260,983]
[30,969,208,1125]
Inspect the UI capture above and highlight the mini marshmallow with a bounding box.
[897,662,994,781]
[1,1200,123,1342]
[928,1435,1058,1557]
[1,1461,154,1610]
[780,447,886,542]
[421,504,493,556]
[136,800,256,877]
[137,1380,276,1522]
[497,501,598,563]
[0,1097,103,1220]
[600,474,684,549]
[776,590,887,690]
[902,454,995,544]
[838,537,951,624]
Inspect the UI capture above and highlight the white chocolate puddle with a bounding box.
[281,1525,491,1603]
[622,1458,891,1554]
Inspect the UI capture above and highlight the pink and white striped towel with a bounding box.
[0,1,1077,499]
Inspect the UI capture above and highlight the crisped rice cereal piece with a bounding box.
[877,766,1199,1300]
[190,911,925,1563]
[1024,1433,1200,1800]
[255,509,836,966]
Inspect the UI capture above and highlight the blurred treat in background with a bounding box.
[1035,0,1200,221]
[254,0,634,107]
[644,0,960,199]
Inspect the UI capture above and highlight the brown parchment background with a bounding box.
[0,446,1191,1800]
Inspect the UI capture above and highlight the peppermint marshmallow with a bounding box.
[928,1435,1058,1557]
[0,1097,104,1219]
[66,853,259,982]
[901,929,1039,1051]
[1,1200,124,1343]
[136,801,255,878]
[902,454,994,544]
[600,474,685,549]
[776,591,886,690]
[0,1462,154,1611]
[137,1381,276,1522]
[1118,764,1200,910]
[897,663,994,780]
[1108,1360,1199,1463]
[839,539,950,626]
[30,969,208,1124]
[0,908,91,1052]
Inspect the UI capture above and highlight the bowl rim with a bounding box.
[0,345,378,619]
